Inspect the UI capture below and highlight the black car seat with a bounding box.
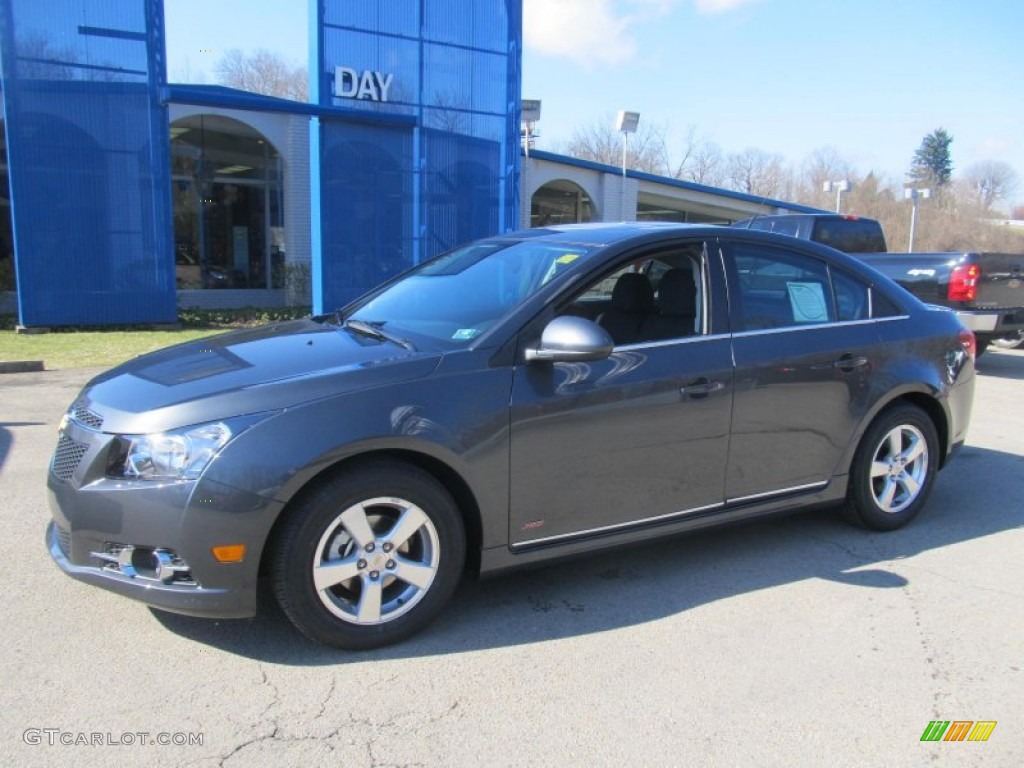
[642,268,697,340]
[598,272,656,345]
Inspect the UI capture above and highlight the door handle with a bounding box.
[680,378,725,398]
[833,354,869,372]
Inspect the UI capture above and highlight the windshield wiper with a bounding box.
[343,319,416,351]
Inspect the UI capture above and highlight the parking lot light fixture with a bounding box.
[521,99,541,158]
[616,111,640,220]
[904,187,931,252]
[823,179,851,213]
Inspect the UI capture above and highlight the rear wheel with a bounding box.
[843,405,939,531]
[992,332,1024,350]
[271,461,465,649]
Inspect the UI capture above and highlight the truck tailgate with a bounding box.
[973,252,1024,310]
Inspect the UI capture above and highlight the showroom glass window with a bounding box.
[170,116,285,290]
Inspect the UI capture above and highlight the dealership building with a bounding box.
[0,0,817,327]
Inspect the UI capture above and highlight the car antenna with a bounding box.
[744,194,772,229]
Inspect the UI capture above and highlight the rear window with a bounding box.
[812,219,886,253]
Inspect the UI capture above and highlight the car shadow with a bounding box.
[977,347,1024,380]
[153,443,1024,665]
[0,422,47,471]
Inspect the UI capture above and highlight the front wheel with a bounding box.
[270,461,466,649]
[842,405,939,531]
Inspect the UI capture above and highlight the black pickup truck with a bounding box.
[732,213,1024,353]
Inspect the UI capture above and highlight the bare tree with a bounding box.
[687,142,726,186]
[961,160,1018,212]
[724,147,786,198]
[561,114,669,174]
[670,125,727,186]
[171,56,208,85]
[215,49,307,101]
[798,146,855,205]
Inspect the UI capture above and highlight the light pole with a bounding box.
[521,99,541,158]
[823,179,851,213]
[521,100,541,227]
[904,187,931,252]
[616,110,640,221]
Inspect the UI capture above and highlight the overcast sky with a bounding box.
[164,0,1024,207]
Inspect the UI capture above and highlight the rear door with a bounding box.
[722,239,884,503]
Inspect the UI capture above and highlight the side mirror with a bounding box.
[524,316,614,363]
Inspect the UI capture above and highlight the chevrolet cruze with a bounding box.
[47,224,975,649]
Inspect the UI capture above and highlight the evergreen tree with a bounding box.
[909,128,953,187]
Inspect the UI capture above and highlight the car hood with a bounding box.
[75,318,442,434]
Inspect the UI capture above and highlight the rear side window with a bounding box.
[871,290,903,318]
[731,244,835,331]
[813,219,886,253]
[833,269,869,321]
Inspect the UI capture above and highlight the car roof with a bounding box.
[498,221,709,247]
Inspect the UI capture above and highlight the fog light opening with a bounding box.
[92,543,194,585]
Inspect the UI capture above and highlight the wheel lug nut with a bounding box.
[357,559,367,570]
[386,560,396,570]
[382,543,393,553]
[365,543,375,553]
[369,571,379,580]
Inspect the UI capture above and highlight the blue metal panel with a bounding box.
[423,0,509,51]
[0,0,175,326]
[319,119,414,309]
[323,0,421,38]
[313,0,522,308]
[422,129,498,259]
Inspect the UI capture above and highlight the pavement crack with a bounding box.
[789,528,882,565]
[314,675,337,722]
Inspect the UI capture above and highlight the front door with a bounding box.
[508,242,734,547]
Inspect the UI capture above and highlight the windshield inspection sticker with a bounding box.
[452,328,479,340]
[556,253,581,265]
[787,281,828,323]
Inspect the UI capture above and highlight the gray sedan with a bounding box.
[47,223,976,649]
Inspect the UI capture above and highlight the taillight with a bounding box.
[958,328,976,359]
[948,263,980,301]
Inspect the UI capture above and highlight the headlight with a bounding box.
[108,422,233,481]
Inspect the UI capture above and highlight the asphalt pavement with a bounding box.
[1,351,1021,767]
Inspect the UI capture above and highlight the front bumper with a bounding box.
[47,521,252,618]
[45,416,283,620]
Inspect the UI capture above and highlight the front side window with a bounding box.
[731,244,835,331]
[558,244,707,346]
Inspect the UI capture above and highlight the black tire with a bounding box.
[975,338,991,357]
[842,404,939,531]
[270,460,466,650]
[991,333,1024,350]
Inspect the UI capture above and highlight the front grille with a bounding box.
[56,525,71,556]
[51,434,89,481]
[70,402,103,430]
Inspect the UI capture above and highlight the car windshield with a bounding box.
[346,238,598,347]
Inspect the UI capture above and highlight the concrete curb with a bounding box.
[0,360,45,374]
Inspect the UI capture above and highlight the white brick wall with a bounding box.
[283,115,312,306]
